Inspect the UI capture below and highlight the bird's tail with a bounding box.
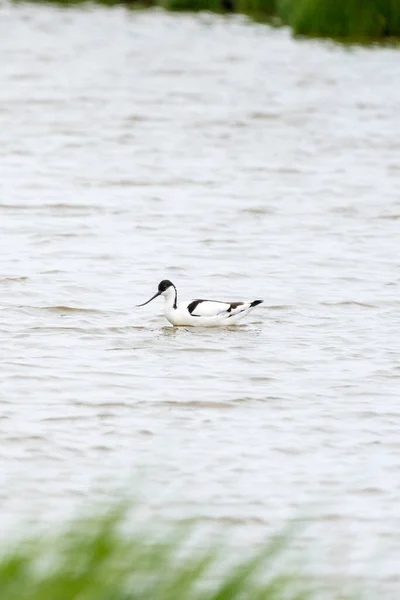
[250,300,263,307]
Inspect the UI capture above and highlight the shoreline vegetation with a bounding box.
[21,0,400,41]
[0,505,357,600]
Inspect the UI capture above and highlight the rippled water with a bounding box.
[1,1,400,594]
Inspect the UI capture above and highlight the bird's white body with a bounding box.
[138,280,263,327]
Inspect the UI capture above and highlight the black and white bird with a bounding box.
[137,280,263,326]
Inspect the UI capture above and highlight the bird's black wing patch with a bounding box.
[188,299,246,317]
[187,299,206,315]
[227,302,244,313]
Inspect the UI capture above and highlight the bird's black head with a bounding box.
[137,280,175,308]
[158,280,174,293]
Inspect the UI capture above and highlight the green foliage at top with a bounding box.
[163,0,225,14]
[14,0,400,40]
[235,0,276,21]
[0,505,351,600]
[280,0,400,40]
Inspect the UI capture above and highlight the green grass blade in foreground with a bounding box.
[0,505,357,600]
[206,530,299,600]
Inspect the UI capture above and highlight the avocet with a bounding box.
[137,280,263,327]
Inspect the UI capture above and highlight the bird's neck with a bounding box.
[163,286,177,310]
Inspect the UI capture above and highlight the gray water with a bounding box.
[1,2,400,595]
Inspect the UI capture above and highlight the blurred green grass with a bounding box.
[0,505,355,600]
[282,0,400,40]
[20,0,400,41]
